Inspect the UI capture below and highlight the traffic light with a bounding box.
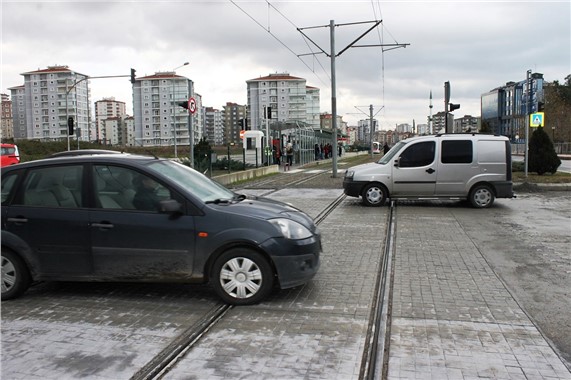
[265,106,272,119]
[538,101,545,112]
[177,101,189,109]
[67,117,74,135]
[449,103,460,112]
[130,68,136,84]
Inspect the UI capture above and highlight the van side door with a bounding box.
[392,141,436,196]
[435,140,478,195]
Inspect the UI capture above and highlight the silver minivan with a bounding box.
[343,134,514,208]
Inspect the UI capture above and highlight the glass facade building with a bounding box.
[481,72,543,140]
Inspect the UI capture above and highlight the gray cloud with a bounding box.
[2,0,569,129]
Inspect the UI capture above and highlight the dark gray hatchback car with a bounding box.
[1,154,321,305]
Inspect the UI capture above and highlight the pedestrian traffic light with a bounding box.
[67,117,74,135]
[449,103,460,112]
[130,68,136,84]
[177,101,189,109]
[265,106,272,119]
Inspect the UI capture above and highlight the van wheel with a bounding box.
[211,248,274,306]
[362,183,387,207]
[1,249,31,300]
[469,184,495,208]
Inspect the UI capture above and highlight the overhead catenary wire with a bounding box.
[228,0,330,87]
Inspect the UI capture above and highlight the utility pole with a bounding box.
[298,20,409,177]
[369,105,374,158]
[525,69,532,177]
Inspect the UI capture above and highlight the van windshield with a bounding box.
[377,140,407,164]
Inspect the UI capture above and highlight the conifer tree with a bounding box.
[528,127,561,175]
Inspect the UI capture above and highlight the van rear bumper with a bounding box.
[492,181,514,198]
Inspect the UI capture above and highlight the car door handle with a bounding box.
[426,168,435,174]
[7,217,28,224]
[91,222,114,229]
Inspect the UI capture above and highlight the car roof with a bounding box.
[403,133,508,143]
[1,153,163,171]
[49,149,125,157]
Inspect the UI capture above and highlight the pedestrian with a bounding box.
[273,145,281,165]
[383,142,390,155]
[314,143,320,160]
[338,144,342,157]
[285,141,294,167]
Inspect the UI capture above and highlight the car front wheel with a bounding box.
[469,184,495,208]
[362,183,387,207]
[211,248,274,305]
[1,249,31,300]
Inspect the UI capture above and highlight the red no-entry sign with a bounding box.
[188,97,197,114]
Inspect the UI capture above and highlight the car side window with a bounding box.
[1,172,19,204]
[18,165,83,208]
[441,140,473,164]
[92,165,172,212]
[398,141,435,168]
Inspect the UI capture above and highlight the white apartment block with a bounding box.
[204,107,224,146]
[357,118,378,144]
[246,73,320,132]
[94,97,126,144]
[125,116,136,147]
[1,93,14,140]
[133,71,202,148]
[453,115,481,133]
[10,65,90,141]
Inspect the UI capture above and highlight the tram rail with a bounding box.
[130,190,352,380]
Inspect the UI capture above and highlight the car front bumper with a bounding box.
[260,234,321,289]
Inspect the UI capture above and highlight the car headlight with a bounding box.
[270,218,313,239]
[345,170,354,178]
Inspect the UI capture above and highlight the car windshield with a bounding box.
[377,140,407,164]
[145,160,236,203]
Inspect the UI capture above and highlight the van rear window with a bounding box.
[441,140,473,164]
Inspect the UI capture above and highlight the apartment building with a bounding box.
[222,102,246,145]
[9,65,90,141]
[1,93,14,140]
[132,71,202,148]
[204,107,224,146]
[246,73,320,132]
[453,115,481,133]
[94,97,127,144]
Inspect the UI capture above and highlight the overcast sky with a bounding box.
[2,0,569,130]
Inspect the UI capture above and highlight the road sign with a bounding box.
[187,97,197,114]
[530,112,545,127]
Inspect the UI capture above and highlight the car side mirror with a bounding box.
[159,199,183,216]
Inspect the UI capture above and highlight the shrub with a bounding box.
[528,127,561,175]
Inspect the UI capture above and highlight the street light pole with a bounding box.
[172,62,189,158]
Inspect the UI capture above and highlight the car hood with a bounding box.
[210,194,316,229]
